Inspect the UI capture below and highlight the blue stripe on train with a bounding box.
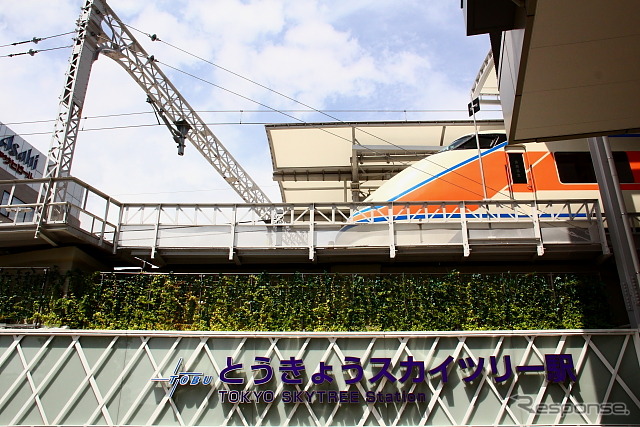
[353,142,509,218]
[354,212,590,223]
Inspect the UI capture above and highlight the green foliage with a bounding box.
[0,270,613,331]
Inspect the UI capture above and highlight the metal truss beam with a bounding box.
[41,0,270,208]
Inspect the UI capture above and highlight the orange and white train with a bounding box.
[352,133,640,223]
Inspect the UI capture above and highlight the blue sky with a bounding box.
[0,1,493,203]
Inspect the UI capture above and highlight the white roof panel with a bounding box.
[267,120,505,203]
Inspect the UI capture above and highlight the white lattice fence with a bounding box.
[0,330,638,426]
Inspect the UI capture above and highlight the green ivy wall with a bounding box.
[0,271,612,331]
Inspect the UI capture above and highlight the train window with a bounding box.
[440,133,507,151]
[613,152,635,183]
[508,153,528,184]
[555,153,596,183]
[555,152,634,183]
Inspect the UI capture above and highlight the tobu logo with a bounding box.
[151,358,213,398]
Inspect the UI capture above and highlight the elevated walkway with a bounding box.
[0,178,614,269]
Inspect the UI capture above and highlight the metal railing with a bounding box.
[0,177,121,247]
[119,199,609,260]
[0,178,612,260]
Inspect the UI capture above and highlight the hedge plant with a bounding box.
[0,270,613,331]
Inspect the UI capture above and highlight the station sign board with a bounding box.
[0,330,638,426]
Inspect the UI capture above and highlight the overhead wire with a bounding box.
[0,30,76,49]
[117,20,511,201]
[91,29,375,166]
[6,17,506,202]
[157,59,508,201]
[13,122,280,136]
[6,17,507,203]
[145,28,457,150]
[2,109,500,127]
[0,44,73,58]
[102,20,496,175]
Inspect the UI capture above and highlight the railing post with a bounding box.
[63,202,70,224]
[151,204,161,260]
[100,198,111,246]
[309,204,315,261]
[531,200,544,256]
[461,201,470,257]
[7,183,16,221]
[113,204,124,254]
[229,205,237,261]
[388,203,396,259]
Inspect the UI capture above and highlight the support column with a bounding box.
[350,127,361,202]
[589,136,640,327]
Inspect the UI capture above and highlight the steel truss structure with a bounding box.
[0,329,638,426]
[41,0,270,207]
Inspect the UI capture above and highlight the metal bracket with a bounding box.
[146,96,191,156]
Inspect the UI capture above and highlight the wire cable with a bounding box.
[1,109,500,127]
[0,30,76,49]
[13,122,280,136]
[157,60,511,200]
[114,21,514,201]
[11,17,507,203]
[120,21,501,155]
[158,60,361,145]
[0,44,73,58]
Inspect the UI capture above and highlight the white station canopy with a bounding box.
[266,120,505,203]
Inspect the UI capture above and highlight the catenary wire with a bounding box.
[120,21,494,156]
[1,109,501,127]
[157,60,511,201]
[0,30,76,49]
[115,21,514,201]
[4,44,507,202]
[6,19,509,203]
[102,19,505,200]
[92,30,394,160]
[140,27,457,152]
[1,36,504,204]
[0,44,73,58]
[13,123,282,136]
